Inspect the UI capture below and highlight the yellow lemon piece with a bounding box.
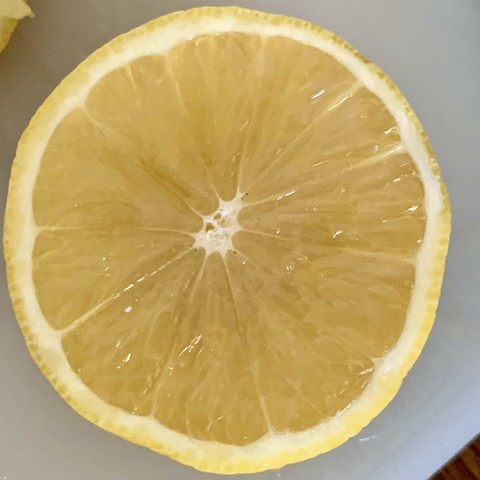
[4,7,450,474]
[0,0,31,54]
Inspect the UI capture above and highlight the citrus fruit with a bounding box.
[0,0,31,54]
[4,6,450,474]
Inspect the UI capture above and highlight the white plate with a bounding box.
[1,1,479,479]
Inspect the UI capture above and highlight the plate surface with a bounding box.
[1,1,479,479]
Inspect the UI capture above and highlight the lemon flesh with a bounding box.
[0,0,31,54]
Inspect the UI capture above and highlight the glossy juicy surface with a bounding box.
[32,32,426,445]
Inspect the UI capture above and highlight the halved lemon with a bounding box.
[4,7,450,474]
[0,0,31,54]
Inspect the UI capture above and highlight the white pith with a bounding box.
[194,192,243,258]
